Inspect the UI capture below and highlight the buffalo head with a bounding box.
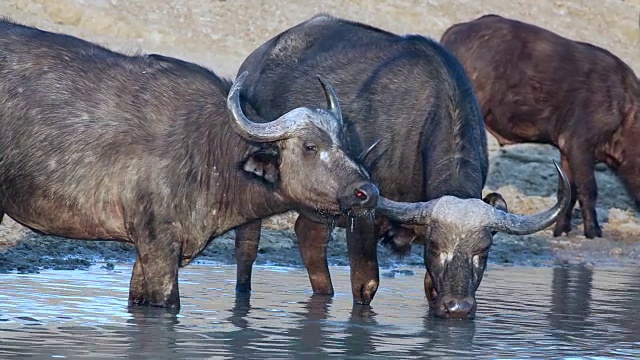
[377,161,571,319]
[227,71,379,216]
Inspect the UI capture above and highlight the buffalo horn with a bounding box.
[227,72,346,142]
[227,71,304,142]
[316,75,343,127]
[358,139,382,163]
[489,160,571,235]
[376,196,438,226]
[376,160,571,235]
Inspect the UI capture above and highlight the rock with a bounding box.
[381,269,415,278]
[609,247,623,256]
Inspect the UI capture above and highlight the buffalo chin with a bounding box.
[342,207,376,219]
[302,206,376,226]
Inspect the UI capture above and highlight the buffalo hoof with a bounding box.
[127,299,180,311]
[353,279,378,305]
[312,288,335,296]
[553,219,572,237]
[583,223,603,239]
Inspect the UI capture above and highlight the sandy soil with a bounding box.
[0,0,639,273]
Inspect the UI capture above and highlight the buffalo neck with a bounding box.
[162,108,289,242]
[421,101,488,201]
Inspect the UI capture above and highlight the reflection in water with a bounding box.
[549,265,593,343]
[225,293,254,358]
[344,304,378,358]
[603,265,640,350]
[125,307,180,358]
[423,312,477,356]
[0,264,639,358]
[291,294,334,357]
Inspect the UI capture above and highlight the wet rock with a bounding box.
[609,247,623,257]
[381,269,415,278]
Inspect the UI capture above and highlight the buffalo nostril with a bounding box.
[355,188,368,201]
[353,183,379,207]
[444,300,456,313]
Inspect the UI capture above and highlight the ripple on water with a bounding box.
[0,264,639,358]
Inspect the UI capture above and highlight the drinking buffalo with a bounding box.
[0,19,379,310]
[234,14,571,319]
[441,14,640,239]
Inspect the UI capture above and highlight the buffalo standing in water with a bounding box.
[441,14,640,239]
[0,19,379,310]
[234,14,571,319]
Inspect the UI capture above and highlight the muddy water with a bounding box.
[1,264,639,359]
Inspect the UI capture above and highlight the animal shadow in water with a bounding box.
[548,264,594,342]
[124,306,181,358]
[617,266,640,343]
[224,293,381,357]
[422,307,477,352]
[548,265,640,348]
[222,292,337,358]
[343,303,379,358]
[289,294,334,356]
[221,292,271,360]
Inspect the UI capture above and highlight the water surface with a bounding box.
[1,263,639,359]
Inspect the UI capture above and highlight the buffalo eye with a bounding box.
[303,142,318,153]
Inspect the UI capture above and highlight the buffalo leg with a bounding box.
[129,257,146,304]
[346,216,379,305]
[295,214,334,295]
[234,220,262,293]
[565,149,602,238]
[128,224,182,309]
[553,154,579,236]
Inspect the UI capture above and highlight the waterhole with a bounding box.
[0,263,638,359]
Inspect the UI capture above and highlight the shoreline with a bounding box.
[2,218,639,275]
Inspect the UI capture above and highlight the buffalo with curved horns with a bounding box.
[378,160,570,318]
[0,19,379,310]
[234,14,571,319]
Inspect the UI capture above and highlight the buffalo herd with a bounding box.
[0,12,636,320]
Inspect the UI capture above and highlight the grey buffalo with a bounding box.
[0,19,379,310]
[234,14,571,319]
[441,14,640,239]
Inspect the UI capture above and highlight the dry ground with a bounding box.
[0,0,639,273]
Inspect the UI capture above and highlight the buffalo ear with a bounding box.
[242,147,280,183]
[380,224,418,258]
[483,192,508,212]
[483,192,508,236]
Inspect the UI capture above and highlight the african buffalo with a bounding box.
[0,19,379,310]
[441,14,640,239]
[234,14,571,319]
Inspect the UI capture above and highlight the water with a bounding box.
[0,263,639,359]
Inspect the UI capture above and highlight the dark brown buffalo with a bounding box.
[234,14,571,319]
[440,14,640,239]
[0,19,379,310]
